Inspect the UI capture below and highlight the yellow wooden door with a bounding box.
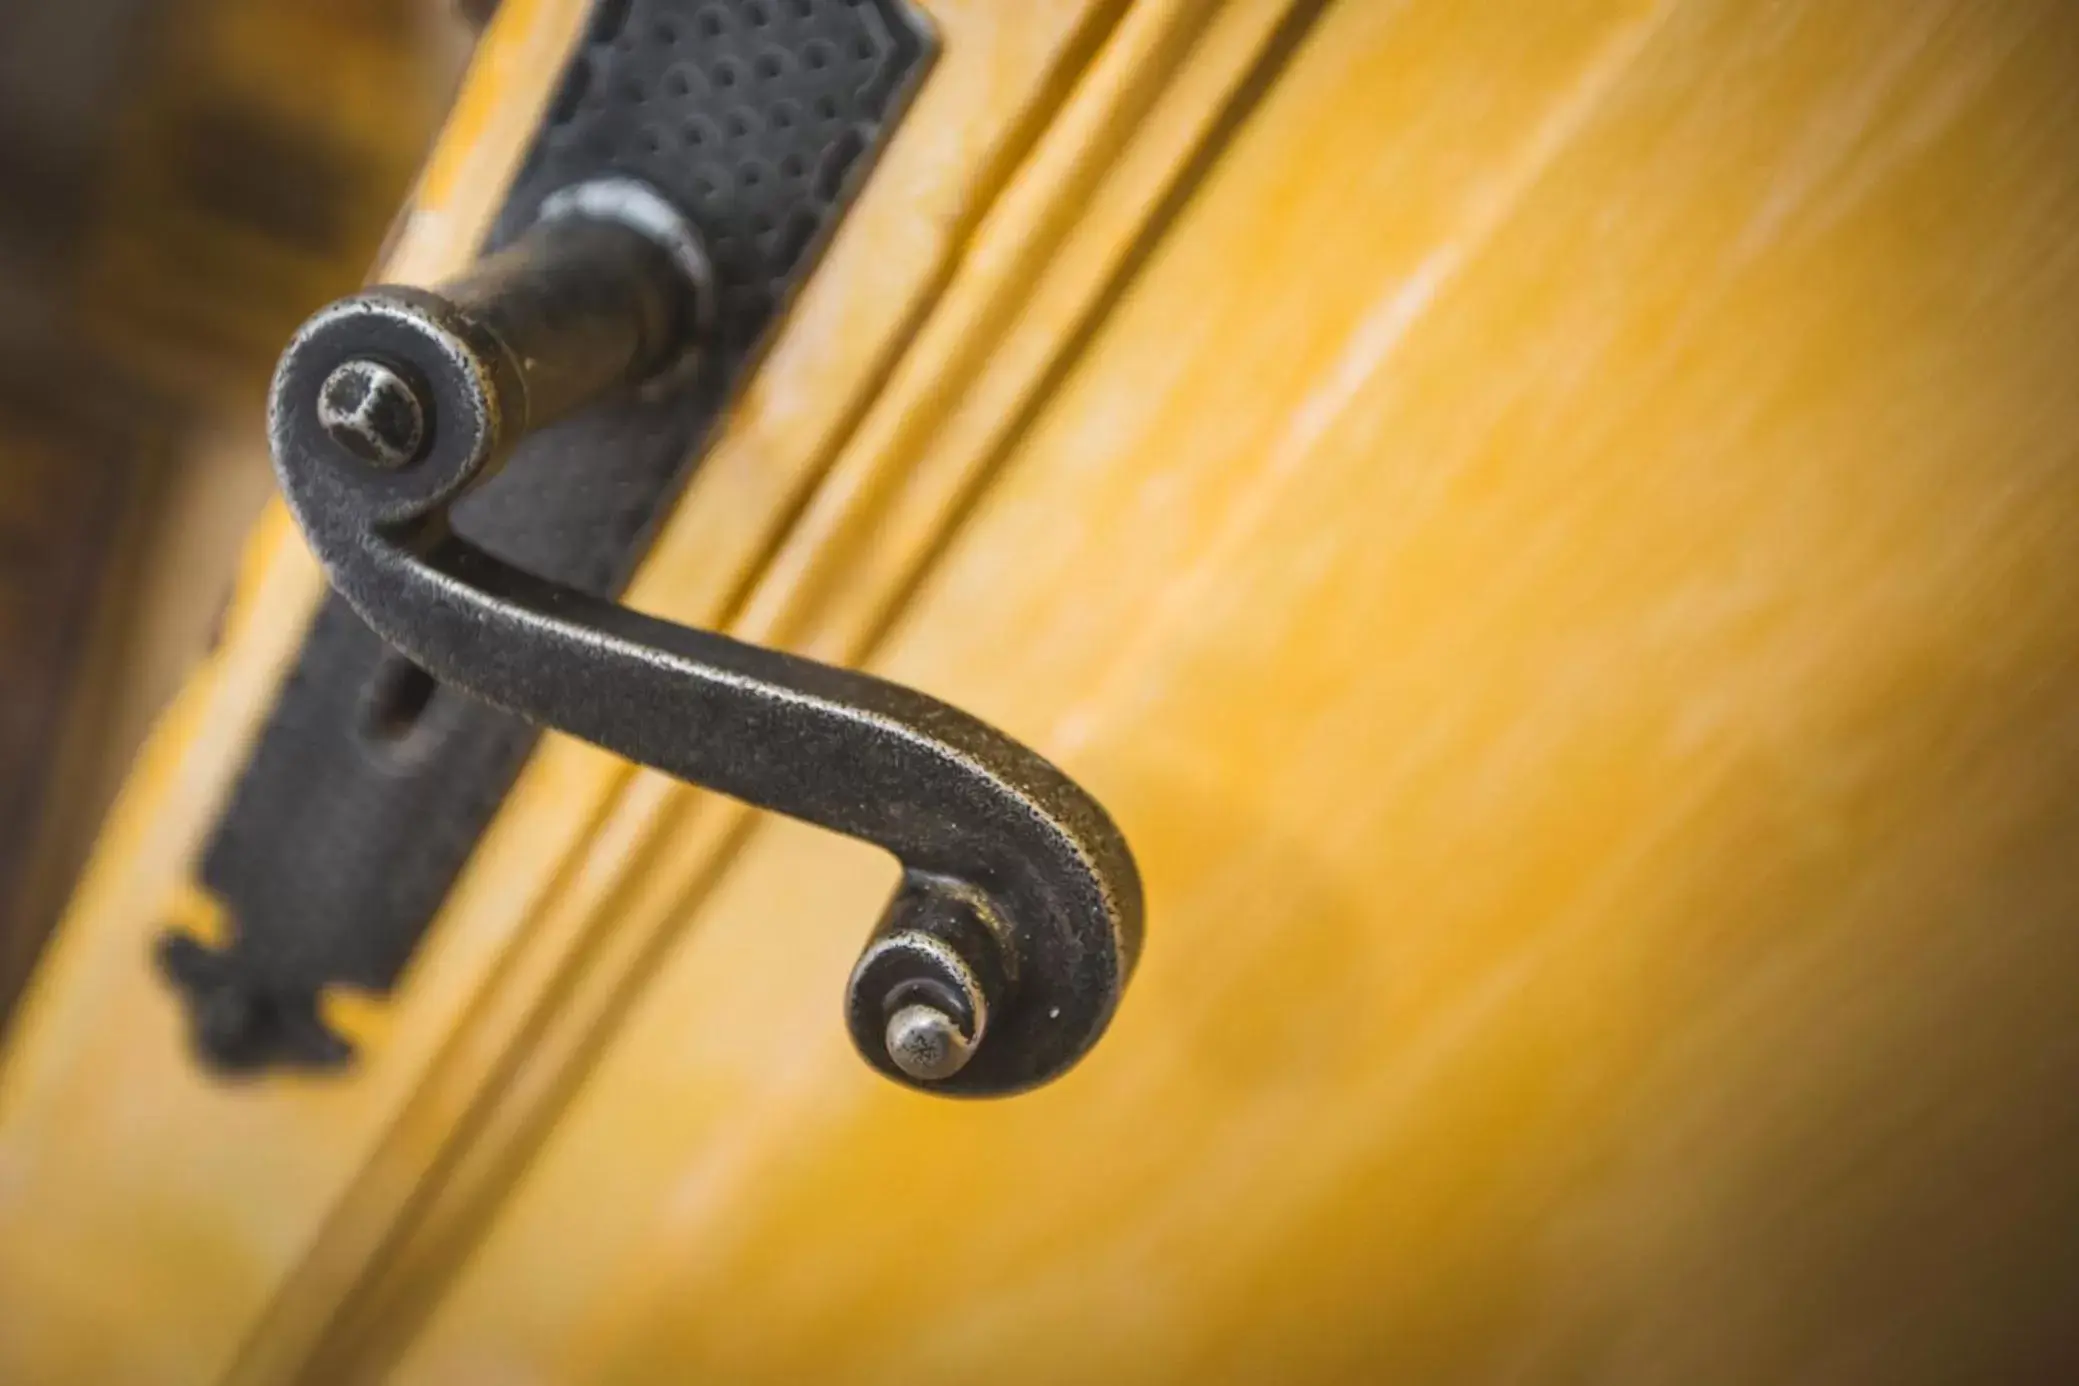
[9,0,2079,1382]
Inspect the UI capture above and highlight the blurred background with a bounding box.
[0,0,476,1011]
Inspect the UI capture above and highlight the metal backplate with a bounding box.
[166,0,933,1071]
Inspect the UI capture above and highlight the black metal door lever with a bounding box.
[264,180,1140,1096]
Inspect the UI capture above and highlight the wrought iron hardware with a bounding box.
[250,178,1142,1096]
[162,0,943,1085]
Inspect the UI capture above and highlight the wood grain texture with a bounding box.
[387,0,2079,1382]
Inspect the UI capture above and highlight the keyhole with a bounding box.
[360,655,439,756]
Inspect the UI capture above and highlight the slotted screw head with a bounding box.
[317,358,427,470]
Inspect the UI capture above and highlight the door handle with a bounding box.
[262,179,1141,1096]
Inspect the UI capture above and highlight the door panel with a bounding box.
[390,0,2079,1382]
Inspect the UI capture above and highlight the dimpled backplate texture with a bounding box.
[166,0,932,1071]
